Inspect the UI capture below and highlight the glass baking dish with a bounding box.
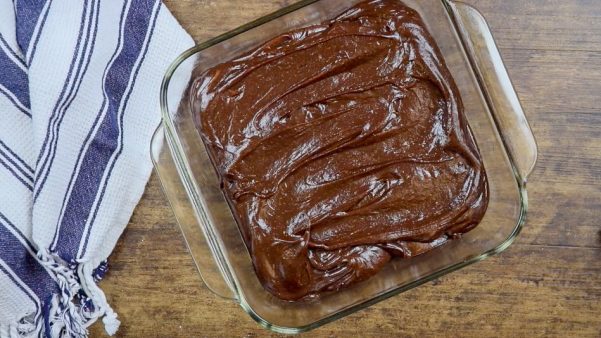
[152,0,538,333]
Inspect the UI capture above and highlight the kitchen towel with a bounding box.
[0,0,193,337]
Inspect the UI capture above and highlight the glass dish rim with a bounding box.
[156,0,535,333]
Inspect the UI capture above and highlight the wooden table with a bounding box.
[90,1,601,336]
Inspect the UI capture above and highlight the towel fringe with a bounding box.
[78,263,120,336]
[28,251,120,337]
[37,250,87,338]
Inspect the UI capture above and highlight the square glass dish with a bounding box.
[152,0,538,333]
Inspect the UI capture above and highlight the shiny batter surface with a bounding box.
[192,0,488,301]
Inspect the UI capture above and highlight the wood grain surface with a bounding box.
[90,1,601,337]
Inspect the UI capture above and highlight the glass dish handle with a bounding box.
[449,1,538,184]
[150,126,238,301]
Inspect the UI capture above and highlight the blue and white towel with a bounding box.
[0,0,193,337]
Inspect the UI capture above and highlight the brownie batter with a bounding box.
[192,0,488,301]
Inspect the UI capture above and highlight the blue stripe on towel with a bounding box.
[0,34,26,67]
[34,0,96,201]
[0,141,34,184]
[25,0,53,65]
[51,0,160,261]
[0,213,57,312]
[0,263,42,324]
[81,2,162,258]
[14,0,52,63]
[0,85,31,117]
[0,40,30,111]
[0,140,33,173]
[0,155,33,190]
[49,0,131,253]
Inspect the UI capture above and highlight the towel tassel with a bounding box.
[78,262,120,336]
[37,249,87,338]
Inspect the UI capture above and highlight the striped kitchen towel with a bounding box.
[0,0,193,337]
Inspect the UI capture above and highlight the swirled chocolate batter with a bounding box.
[192,0,488,301]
